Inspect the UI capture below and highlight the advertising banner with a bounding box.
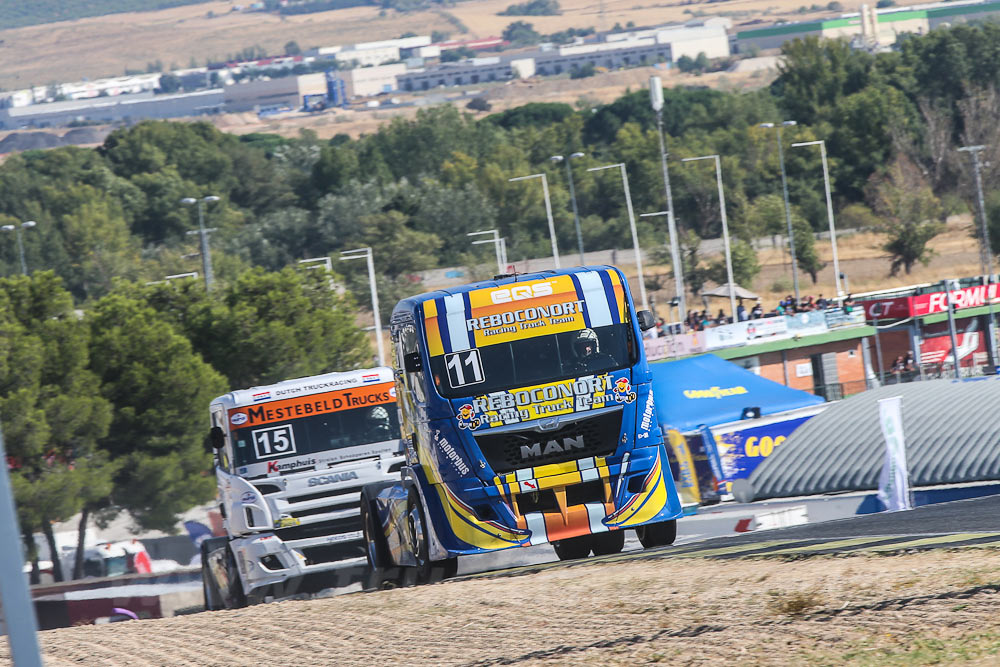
[860,296,913,320]
[911,282,1000,318]
[785,310,828,337]
[665,429,701,506]
[919,319,987,368]
[745,316,788,341]
[877,395,911,511]
[825,306,867,328]
[643,332,706,360]
[712,415,814,486]
[702,321,748,350]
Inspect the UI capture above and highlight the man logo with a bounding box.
[490,282,554,304]
[519,435,585,460]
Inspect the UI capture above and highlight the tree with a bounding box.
[157,74,182,94]
[87,292,228,531]
[868,158,945,275]
[0,272,114,581]
[704,240,761,288]
[466,97,492,112]
[499,0,561,15]
[792,215,824,283]
[502,21,541,46]
[284,40,302,56]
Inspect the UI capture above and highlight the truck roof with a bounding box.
[210,367,394,411]
[391,265,620,320]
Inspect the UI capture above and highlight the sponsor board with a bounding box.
[423,270,627,355]
[712,415,814,485]
[227,381,395,429]
[457,373,633,430]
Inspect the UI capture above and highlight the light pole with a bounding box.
[760,120,799,303]
[551,152,586,264]
[508,173,560,269]
[468,229,505,275]
[650,76,686,319]
[792,139,843,298]
[682,154,737,320]
[1,220,37,275]
[180,195,220,291]
[340,247,385,366]
[957,144,998,371]
[588,163,648,311]
[298,256,339,294]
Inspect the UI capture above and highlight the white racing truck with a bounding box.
[201,368,403,609]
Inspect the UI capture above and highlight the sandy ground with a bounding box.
[1,0,816,90]
[6,547,1000,666]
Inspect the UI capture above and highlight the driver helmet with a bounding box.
[367,406,390,428]
[573,329,599,358]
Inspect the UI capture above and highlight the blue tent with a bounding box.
[649,354,825,433]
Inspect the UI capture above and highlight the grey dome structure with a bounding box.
[746,376,1000,500]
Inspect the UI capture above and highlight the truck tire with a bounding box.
[404,486,432,585]
[222,546,248,609]
[552,535,592,561]
[201,538,246,610]
[635,519,677,549]
[360,486,394,591]
[591,530,626,556]
[201,538,227,611]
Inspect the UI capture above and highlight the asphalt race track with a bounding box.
[456,494,1000,582]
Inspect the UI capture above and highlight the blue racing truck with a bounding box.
[361,266,683,586]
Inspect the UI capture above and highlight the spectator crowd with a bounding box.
[653,293,857,337]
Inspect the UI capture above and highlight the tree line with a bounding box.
[2,270,369,581]
[4,23,1000,568]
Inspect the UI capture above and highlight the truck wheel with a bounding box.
[405,486,432,585]
[635,519,677,549]
[222,547,248,609]
[201,538,227,611]
[591,530,625,556]
[552,535,592,561]
[361,489,392,591]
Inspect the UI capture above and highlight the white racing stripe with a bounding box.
[577,271,613,328]
[585,503,609,533]
[525,512,549,545]
[444,293,471,352]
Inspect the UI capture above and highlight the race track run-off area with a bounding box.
[10,497,1000,666]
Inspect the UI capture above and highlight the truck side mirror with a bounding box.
[209,426,226,450]
[403,352,422,373]
[636,309,656,332]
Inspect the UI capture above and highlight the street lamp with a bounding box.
[681,154,737,320]
[1,220,37,275]
[340,247,385,367]
[468,229,507,275]
[957,144,998,371]
[551,152,586,264]
[508,173,560,269]
[792,139,843,298]
[650,75,686,319]
[760,120,799,303]
[588,163,649,311]
[180,195,220,291]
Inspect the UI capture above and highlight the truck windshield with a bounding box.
[429,322,634,398]
[230,404,400,468]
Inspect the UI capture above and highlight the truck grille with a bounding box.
[274,515,363,542]
[474,409,621,474]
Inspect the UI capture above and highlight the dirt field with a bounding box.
[10,547,1000,666]
[0,0,816,90]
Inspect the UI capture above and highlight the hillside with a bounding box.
[0,0,209,30]
[0,0,829,90]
